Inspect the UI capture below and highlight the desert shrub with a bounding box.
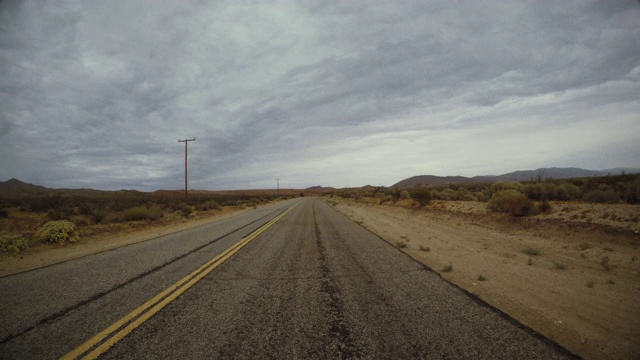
[109,206,163,222]
[473,191,488,202]
[522,183,558,201]
[410,187,432,207]
[176,203,194,218]
[583,188,621,204]
[487,181,523,198]
[556,183,581,201]
[35,220,79,244]
[196,201,222,211]
[0,208,8,219]
[0,231,28,253]
[400,190,410,200]
[487,190,534,216]
[523,248,541,256]
[91,210,107,223]
[553,261,567,270]
[625,177,640,204]
[536,200,553,214]
[46,208,71,220]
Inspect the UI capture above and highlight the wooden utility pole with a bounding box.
[179,138,196,199]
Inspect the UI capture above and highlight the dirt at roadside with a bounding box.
[328,197,640,360]
[0,206,253,278]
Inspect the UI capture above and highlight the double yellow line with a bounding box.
[62,204,297,360]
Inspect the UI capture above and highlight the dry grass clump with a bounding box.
[395,240,407,248]
[523,248,541,256]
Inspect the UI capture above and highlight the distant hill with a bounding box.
[0,178,50,195]
[0,178,113,197]
[392,167,640,188]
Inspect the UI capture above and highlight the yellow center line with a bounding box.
[61,203,298,360]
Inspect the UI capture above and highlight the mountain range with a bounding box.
[1,167,639,195]
[392,167,640,188]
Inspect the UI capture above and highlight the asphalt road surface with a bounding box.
[0,198,577,359]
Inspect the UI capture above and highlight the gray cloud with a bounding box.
[1,0,639,190]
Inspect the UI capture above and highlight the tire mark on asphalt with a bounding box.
[0,208,283,346]
[313,203,363,360]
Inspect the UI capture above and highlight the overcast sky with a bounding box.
[1,1,639,191]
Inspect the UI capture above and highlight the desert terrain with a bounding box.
[2,178,639,359]
[328,197,640,360]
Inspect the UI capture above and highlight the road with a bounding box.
[0,198,576,359]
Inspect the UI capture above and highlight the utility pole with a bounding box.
[276,178,280,197]
[178,138,196,200]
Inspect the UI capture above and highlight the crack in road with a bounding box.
[313,203,363,360]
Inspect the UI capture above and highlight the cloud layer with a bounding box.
[1,0,639,190]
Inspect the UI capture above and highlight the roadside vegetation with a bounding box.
[332,173,640,217]
[0,190,286,254]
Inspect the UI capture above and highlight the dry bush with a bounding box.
[487,190,534,216]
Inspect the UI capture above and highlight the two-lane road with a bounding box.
[0,198,576,359]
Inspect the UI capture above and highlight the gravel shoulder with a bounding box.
[328,197,640,360]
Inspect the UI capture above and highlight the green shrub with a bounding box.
[487,181,523,197]
[523,248,541,256]
[625,177,640,204]
[0,231,28,253]
[35,220,79,244]
[583,189,620,204]
[556,183,581,200]
[108,206,163,222]
[411,187,432,207]
[91,209,107,223]
[487,190,534,216]
[176,203,194,218]
[553,261,567,270]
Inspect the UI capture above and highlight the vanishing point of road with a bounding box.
[0,198,577,359]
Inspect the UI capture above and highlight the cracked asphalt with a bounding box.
[0,198,577,359]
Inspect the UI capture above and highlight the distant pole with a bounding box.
[276,178,280,197]
[178,138,196,200]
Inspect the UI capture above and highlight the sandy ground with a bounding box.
[328,197,640,360]
[0,207,253,278]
